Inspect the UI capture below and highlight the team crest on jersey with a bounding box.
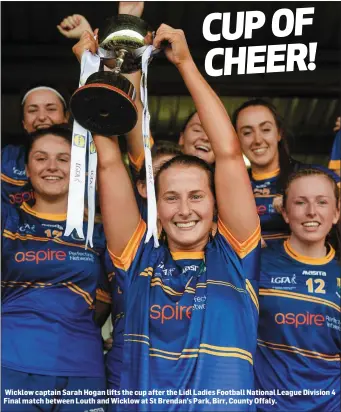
[337,278,340,299]
[73,134,86,148]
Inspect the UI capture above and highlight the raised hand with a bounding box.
[153,24,193,68]
[118,1,144,17]
[57,14,93,40]
[72,29,99,63]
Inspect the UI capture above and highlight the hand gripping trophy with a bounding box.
[66,13,159,249]
[70,14,155,136]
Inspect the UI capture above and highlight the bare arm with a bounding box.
[94,135,140,256]
[154,25,258,242]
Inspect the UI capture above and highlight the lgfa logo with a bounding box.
[15,249,66,264]
[73,134,86,148]
[271,274,296,284]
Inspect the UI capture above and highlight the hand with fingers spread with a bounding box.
[118,1,144,17]
[72,29,99,63]
[57,14,93,40]
[153,24,193,68]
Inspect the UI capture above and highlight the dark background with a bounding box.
[2,1,341,164]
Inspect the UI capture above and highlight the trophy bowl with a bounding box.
[70,14,154,137]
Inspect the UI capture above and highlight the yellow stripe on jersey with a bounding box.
[251,168,280,181]
[21,202,67,221]
[258,339,340,362]
[262,233,289,240]
[96,288,112,304]
[62,282,93,307]
[284,240,335,265]
[108,218,146,270]
[1,173,27,186]
[150,278,195,296]
[206,279,246,293]
[218,217,261,259]
[127,339,253,364]
[170,251,205,260]
[128,136,155,171]
[259,289,340,313]
[246,280,259,313]
[329,160,341,171]
[3,230,98,255]
[139,267,154,277]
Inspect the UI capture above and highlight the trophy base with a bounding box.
[70,72,138,136]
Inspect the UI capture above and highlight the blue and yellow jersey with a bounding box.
[329,131,341,174]
[256,241,340,412]
[250,168,289,243]
[107,218,261,411]
[1,202,112,377]
[1,145,34,207]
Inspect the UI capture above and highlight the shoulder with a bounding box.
[2,202,22,232]
[2,145,27,179]
[261,241,285,265]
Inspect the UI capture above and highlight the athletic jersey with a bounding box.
[329,131,341,174]
[255,241,340,412]
[107,218,261,411]
[1,145,33,207]
[250,164,340,244]
[1,202,112,377]
[250,168,289,243]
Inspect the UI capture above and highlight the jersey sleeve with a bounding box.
[329,131,341,173]
[107,219,151,293]
[128,136,154,173]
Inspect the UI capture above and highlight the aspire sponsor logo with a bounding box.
[275,312,325,328]
[15,249,66,264]
[150,302,192,324]
[9,190,35,205]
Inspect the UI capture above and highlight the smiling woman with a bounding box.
[1,86,70,208]
[178,111,215,165]
[255,168,341,412]
[233,99,340,245]
[1,124,113,410]
[92,23,260,411]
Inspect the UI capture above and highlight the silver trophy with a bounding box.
[70,14,156,136]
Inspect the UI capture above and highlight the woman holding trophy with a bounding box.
[76,22,261,410]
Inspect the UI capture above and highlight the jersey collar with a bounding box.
[171,251,205,261]
[21,202,67,221]
[284,239,335,265]
[252,168,280,181]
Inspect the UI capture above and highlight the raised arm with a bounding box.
[119,1,152,171]
[154,25,258,242]
[93,135,140,256]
